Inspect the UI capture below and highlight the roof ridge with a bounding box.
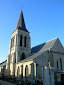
[46,37,58,43]
[32,37,58,49]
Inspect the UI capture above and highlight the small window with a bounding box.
[57,61,59,70]
[24,36,27,47]
[22,53,25,60]
[20,35,23,46]
[60,58,62,70]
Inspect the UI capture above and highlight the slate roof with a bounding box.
[31,43,45,54]
[31,38,57,54]
[15,11,29,32]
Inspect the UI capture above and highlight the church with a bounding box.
[0,11,64,85]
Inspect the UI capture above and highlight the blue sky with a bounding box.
[0,0,64,63]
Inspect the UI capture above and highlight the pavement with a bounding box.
[0,80,15,85]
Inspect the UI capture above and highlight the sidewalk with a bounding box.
[0,80,15,85]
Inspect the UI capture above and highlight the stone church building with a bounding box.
[0,11,64,85]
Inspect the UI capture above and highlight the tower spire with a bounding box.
[15,11,29,32]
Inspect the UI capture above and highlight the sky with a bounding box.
[0,0,64,63]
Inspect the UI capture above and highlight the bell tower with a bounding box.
[14,11,31,62]
[6,11,31,76]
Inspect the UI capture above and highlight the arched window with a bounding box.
[20,53,25,61]
[57,61,59,70]
[20,35,23,46]
[25,65,29,77]
[22,53,25,60]
[24,36,27,47]
[17,67,20,77]
[60,58,62,70]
